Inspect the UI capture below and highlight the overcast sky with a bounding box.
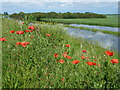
[0,0,119,14]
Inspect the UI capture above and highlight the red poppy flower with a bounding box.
[0,38,6,41]
[25,30,29,32]
[63,54,72,59]
[66,55,72,59]
[60,60,64,64]
[64,52,68,54]
[29,30,33,32]
[22,22,24,24]
[30,36,34,39]
[10,30,15,33]
[63,54,68,58]
[54,53,58,57]
[105,51,114,56]
[25,42,30,45]
[56,60,59,63]
[110,59,119,64]
[86,62,96,65]
[46,34,51,37]
[16,31,24,34]
[30,26,35,30]
[66,44,70,47]
[20,42,30,47]
[72,60,80,64]
[28,26,31,29]
[82,50,86,53]
[97,64,100,67]
[16,42,21,46]
[81,55,85,60]
[61,78,65,81]
[94,60,97,61]
[20,42,27,47]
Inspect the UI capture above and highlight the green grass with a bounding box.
[64,25,120,36]
[2,18,120,88]
[41,15,118,27]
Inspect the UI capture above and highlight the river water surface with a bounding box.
[70,24,119,32]
[65,27,119,53]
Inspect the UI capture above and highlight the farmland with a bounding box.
[1,18,120,88]
[41,15,118,27]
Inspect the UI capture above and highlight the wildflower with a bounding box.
[72,60,80,64]
[66,44,70,47]
[63,54,68,58]
[22,22,24,24]
[61,78,65,81]
[63,54,72,59]
[54,53,58,57]
[10,30,15,33]
[28,26,31,29]
[20,42,30,47]
[20,42,26,47]
[56,60,58,63]
[46,34,51,37]
[105,50,114,56]
[94,60,97,61]
[29,30,33,32]
[81,55,85,60]
[16,31,24,34]
[0,38,6,41]
[97,64,100,68]
[82,50,86,53]
[25,30,29,32]
[64,52,68,54]
[30,36,34,39]
[60,60,64,64]
[16,42,21,46]
[30,26,35,30]
[25,42,30,45]
[111,59,119,64]
[86,62,96,65]
[66,55,72,59]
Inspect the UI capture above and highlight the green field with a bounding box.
[41,15,118,27]
[1,18,120,88]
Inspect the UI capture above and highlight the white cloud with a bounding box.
[59,4,65,6]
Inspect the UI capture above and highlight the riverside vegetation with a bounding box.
[1,18,120,88]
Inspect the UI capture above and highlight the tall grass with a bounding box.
[41,15,118,27]
[2,18,120,88]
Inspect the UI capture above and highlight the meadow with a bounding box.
[1,18,120,88]
[41,15,118,27]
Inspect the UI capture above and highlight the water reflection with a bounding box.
[67,27,119,53]
[70,24,119,32]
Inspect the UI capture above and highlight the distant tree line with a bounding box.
[10,11,107,21]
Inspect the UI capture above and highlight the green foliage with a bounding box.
[10,12,106,21]
[2,18,120,88]
[41,15,118,27]
[4,12,9,15]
